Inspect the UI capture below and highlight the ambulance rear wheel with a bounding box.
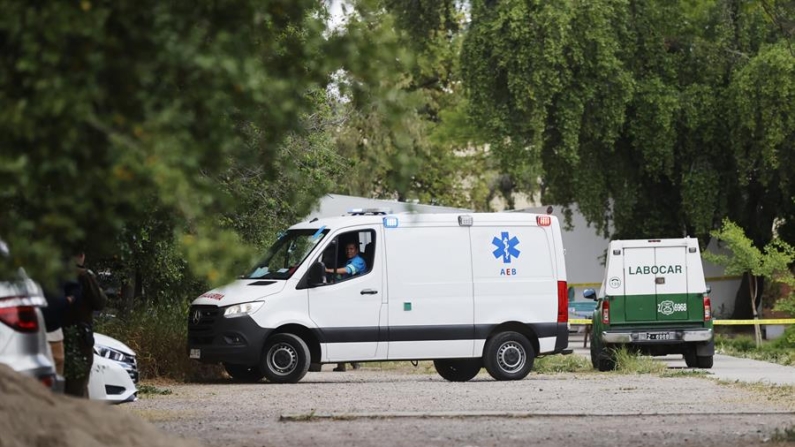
[696,355,713,369]
[261,333,311,384]
[434,359,482,382]
[483,331,535,381]
[223,363,265,383]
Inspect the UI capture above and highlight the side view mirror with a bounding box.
[583,288,597,301]
[307,261,326,288]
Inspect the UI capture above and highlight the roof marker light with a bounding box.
[383,216,399,228]
[536,216,552,226]
[458,215,473,226]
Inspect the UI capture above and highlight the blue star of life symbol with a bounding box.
[492,231,520,264]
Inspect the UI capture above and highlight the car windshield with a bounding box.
[243,228,328,280]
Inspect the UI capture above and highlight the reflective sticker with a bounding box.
[200,292,224,301]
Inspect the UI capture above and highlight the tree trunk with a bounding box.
[749,276,762,348]
[120,278,136,319]
[730,274,765,319]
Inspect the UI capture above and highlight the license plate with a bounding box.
[638,332,671,341]
[190,349,201,359]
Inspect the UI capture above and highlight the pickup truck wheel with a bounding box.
[433,359,482,382]
[223,363,265,383]
[683,348,697,368]
[589,332,599,368]
[261,333,311,383]
[483,331,534,381]
[591,338,616,371]
[696,355,713,369]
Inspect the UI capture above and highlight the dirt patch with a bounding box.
[0,365,202,447]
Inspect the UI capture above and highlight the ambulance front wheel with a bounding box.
[261,333,311,383]
[434,358,482,382]
[483,331,535,381]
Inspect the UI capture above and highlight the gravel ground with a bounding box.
[125,366,795,447]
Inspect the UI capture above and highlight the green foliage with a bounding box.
[96,300,218,381]
[716,332,795,366]
[0,0,355,287]
[706,219,795,281]
[716,334,758,352]
[705,219,795,317]
[461,0,795,246]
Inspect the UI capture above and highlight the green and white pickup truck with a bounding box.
[584,238,714,371]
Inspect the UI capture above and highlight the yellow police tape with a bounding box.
[568,318,795,325]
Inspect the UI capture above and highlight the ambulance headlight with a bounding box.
[223,301,264,317]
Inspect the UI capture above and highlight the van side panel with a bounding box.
[384,225,475,359]
[470,224,558,353]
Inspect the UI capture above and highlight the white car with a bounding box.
[89,333,138,404]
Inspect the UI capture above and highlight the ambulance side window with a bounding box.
[321,229,375,284]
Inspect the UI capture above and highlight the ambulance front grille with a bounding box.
[188,305,220,345]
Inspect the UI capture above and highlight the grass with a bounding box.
[95,300,224,382]
[715,329,795,366]
[534,354,592,373]
[612,347,668,374]
[137,384,173,396]
[659,369,709,378]
[770,426,795,443]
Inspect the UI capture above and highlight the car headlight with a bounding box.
[223,301,264,317]
[94,345,128,363]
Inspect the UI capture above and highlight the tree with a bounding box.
[704,219,795,347]
[334,0,528,210]
[0,1,370,286]
[460,0,795,316]
[461,0,794,244]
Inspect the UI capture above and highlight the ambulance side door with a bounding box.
[307,226,384,361]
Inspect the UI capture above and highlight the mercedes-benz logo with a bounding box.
[192,309,202,325]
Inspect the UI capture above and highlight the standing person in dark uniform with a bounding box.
[63,252,107,398]
[42,281,72,377]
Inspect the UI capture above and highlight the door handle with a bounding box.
[360,289,378,295]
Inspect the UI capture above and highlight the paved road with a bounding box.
[567,332,795,385]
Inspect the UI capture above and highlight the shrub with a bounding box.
[96,299,222,381]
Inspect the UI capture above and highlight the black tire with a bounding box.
[696,355,713,369]
[433,358,482,382]
[594,343,616,372]
[223,363,265,383]
[589,332,599,369]
[683,348,697,368]
[261,333,311,383]
[589,332,616,371]
[483,331,535,381]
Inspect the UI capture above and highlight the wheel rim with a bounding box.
[267,342,298,376]
[497,341,526,373]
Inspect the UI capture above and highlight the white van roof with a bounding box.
[290,212,560,230]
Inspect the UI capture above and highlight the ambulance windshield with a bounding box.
[243,228,328,280]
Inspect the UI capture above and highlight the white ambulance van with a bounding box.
[188,210,569,383]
